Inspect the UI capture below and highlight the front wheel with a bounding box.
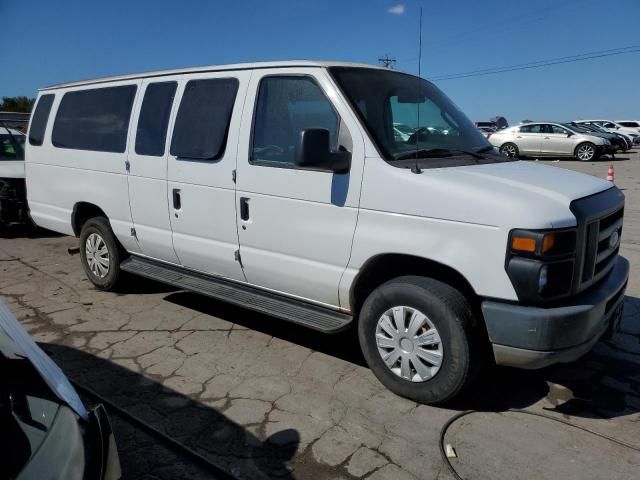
[358,276,479,404]
[575,142,598,161]
[499,142,519,158]
[79,217,124,291]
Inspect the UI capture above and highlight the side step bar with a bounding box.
[120,256,353,333]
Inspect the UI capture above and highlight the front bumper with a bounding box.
[482,256,629,369]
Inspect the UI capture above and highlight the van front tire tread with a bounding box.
[358,276,479,405]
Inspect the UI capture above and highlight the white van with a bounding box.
[25,61,629,404]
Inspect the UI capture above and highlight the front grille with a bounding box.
[570,188,625,295]
[580,206,623,289]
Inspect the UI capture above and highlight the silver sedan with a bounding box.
[487,122,610,161]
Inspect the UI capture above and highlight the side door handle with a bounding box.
[240,197,250,221]
[172,189,181,210]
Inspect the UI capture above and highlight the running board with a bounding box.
[120,256,353,333]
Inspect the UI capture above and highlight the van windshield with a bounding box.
[329,67,499,165]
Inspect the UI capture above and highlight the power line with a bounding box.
[429,46,640,81]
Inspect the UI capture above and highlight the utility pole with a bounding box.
[378,55,397,69]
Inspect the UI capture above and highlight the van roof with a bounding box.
[40,60,386,91]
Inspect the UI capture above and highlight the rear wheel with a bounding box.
[499,142,519,158]
[358,276,479,404]
[79,217,124,291]
[575,142,598,161]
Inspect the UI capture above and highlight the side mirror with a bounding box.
[566,131,573,137]
[295,128,351,173]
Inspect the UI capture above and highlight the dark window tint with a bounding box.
[520,124,542,133]
[29,94,55,146]
[52,85,137,153]
[135,82,177,156]
[252,76,338,164]
[170,78,239,160]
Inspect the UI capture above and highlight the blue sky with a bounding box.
[2,0,639,123]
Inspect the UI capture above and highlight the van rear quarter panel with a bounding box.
[26,83,141,253]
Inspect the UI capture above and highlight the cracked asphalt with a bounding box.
[1,152,640,479]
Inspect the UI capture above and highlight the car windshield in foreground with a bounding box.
[329,67,504,167]
[0,133,25,161]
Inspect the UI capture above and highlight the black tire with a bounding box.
[79,216,124,291]
[574,142,598,162]
[358,276,480,405]
[499,142,519,158]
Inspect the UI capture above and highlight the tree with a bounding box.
[0,96,36,113]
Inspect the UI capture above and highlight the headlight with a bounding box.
[538,265,548,293]
[506,228,577,303]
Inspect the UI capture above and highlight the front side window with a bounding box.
[550,125,567,135]
[135,82,177,156]
[170,78,239,160]
[0,132,25,161]
[330,67,498,166]
[252,76,339,165]
[29,94,55,146]
[52,85,137,153]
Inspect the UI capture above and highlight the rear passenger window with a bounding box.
[135,82,177,156]
[252,76,339,165]
[519,124,542,133]
[52,85,137,153]
[29,94,55,146]
[170,78,239,160]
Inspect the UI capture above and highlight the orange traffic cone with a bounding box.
[607,164,614,182]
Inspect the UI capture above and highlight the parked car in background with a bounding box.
[0,301,121,479]
[393,123,414,142]
[574,120,640,144]
[615,120,640,132]
[572,122,631,152]
[477,126,497,139]
[25,61,628,404]
[0,127,29,227]
[488,122,611,161]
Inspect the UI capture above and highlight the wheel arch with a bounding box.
[71,202,108,237]
[349,253,479,317]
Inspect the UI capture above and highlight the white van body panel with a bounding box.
[0,161,24,179]
[166,70,251,282]
[235,68,366,308]
[339,157,613,302]
[26,80,140,251]
[126,76,181,264]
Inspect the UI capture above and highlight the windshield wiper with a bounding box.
[393,148,486,161]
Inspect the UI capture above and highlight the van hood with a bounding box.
[0,160,25,179]
[363,159,614,229]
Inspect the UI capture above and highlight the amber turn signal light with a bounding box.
[511,236,536,253]
[541,233,556,253]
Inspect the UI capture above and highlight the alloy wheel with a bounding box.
[577,144,595,161]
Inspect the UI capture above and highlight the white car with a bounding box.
[615,120,640,132]
[487,122,611,160]
[25,61,628,404]
[575,120,640,144]
[0,127,28,225]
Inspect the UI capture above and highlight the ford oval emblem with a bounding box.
[609,231,620,249]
